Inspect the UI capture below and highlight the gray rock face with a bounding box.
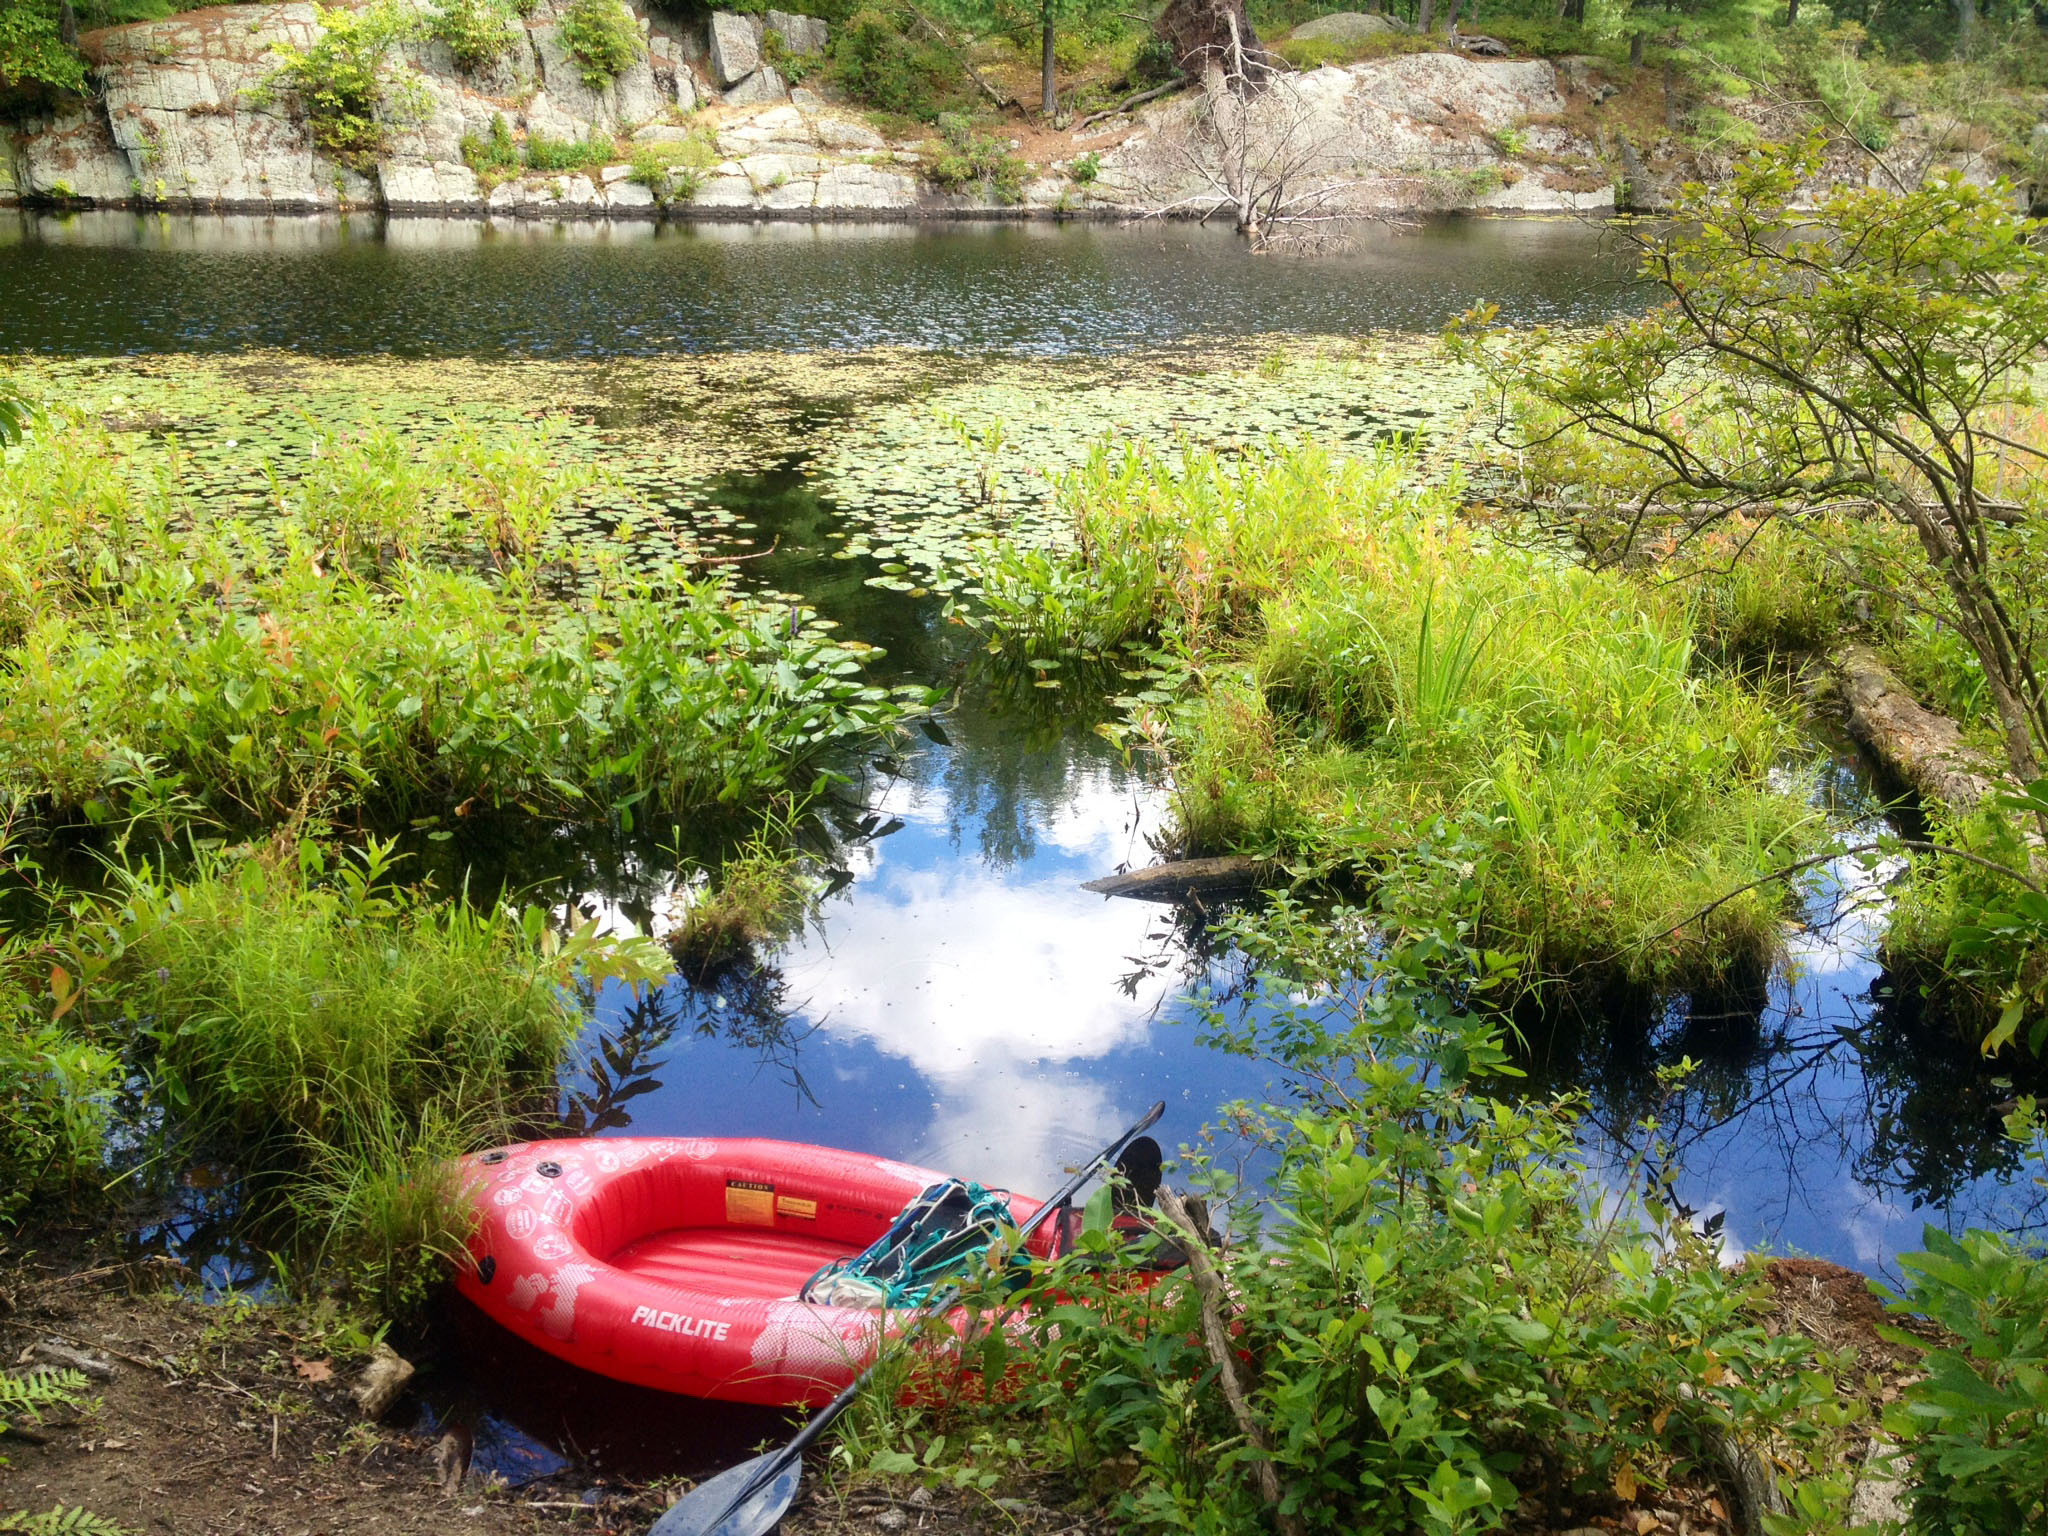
[707,11,761,87]
[1290,11,1400,42]
[764,8,828,56]
[722,64,788,106]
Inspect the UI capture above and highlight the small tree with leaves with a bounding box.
[1452,138,2048,792]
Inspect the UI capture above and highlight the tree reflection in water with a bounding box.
[556,951,819,1136]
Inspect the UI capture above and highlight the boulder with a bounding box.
[764,8,829,56]
[380,158,483,208]
[633,122,696,142]
[813,161,919,210]
[723,65,789,106]
[815,112,885,151]
[708,10,762,87]
[1290,10,1399,42]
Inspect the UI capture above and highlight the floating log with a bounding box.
[1834,643,2004,812]
[1081,855,1279,901]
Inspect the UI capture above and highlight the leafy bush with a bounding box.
[0,963,119,1225]
[459,111,520,180]
[558,0,643,90]
[259,3,417,169]
[429,0,521,73]
[1879,1226,2048,1535]
[925,112,1027,202]
[828,8,965,121]
[760,24,821,83]
[882,899,1866,1535]
[1067,150,1100,184]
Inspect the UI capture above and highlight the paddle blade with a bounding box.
[648,1451,803,1536]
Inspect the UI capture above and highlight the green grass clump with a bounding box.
[522,128,617,172]
[974,439,1821,986]
[670,835,812,971]
[109,841,662,1306]
[558,0,642,90]
[0,413,916,838]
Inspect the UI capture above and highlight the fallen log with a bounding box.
[1834,644,2005,812]
[1081,855,1279,901]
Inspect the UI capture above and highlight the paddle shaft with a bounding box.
[675,1100,1166,1536]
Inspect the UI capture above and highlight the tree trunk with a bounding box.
[1662,56,1676,129]
[1156,0,1273,92]
[1417,0,1436,30]
[1444,0,1465,30]
[1041,3,1056,120]
[1955,0,1978,51]
[1628,28,1644,65]
[1785,0,1800,23]
[59,0,78,47]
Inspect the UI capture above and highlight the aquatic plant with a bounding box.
[107,840,666,1306]
[972,438,1821,985]
[0,414,921,838]
[668,833,813,971]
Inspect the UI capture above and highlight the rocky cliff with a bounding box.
[0,1,1620,219]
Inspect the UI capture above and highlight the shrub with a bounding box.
[459,111,521,180]
[558,0,643,90]
[925,112,1027,203]
[760,24,821,84]
[885,899,1866,1535]
[260,2,416,169]
[522,127,615,170]
[430,0,521,73]
[1067,150,1100,184]
[0,962,119,1225]
[1879,1226,2048,1534]
[828,8,964,122]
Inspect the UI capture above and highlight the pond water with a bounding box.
[7,211,2045,1476]
[0,209,1642,356]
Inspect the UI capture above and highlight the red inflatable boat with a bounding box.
[455,1137,1053,1406]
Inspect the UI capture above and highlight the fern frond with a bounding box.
[0,1506,134,1536]
[0,1369,92,1435]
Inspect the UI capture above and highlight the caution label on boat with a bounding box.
[726,1178,775,1225]
[775,1194,817,1220]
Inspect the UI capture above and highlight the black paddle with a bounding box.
[649,1100,1167,1536]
